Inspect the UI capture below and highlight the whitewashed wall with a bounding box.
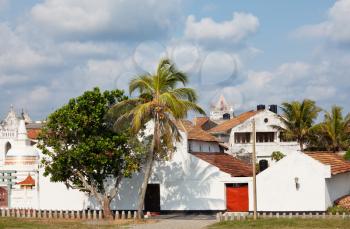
[252,152,331,212]
[325,172,350,208]
[38,168,88,210]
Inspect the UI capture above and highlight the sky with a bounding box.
[0,0,349,120]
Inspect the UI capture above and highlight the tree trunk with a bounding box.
[102,196,113,220]
[137,120,158,218]
[299,141,304,151]
[137,149,154,218]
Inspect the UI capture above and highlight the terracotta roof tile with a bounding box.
[193,117,209,127]
[191,152,252,177]
[17,175,35,186]
[209,110,259,133]
[305,152,350,175]
[176,120,220,142]
[27,128,41,139]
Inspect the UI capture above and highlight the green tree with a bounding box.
[319,106,350,152]
[38,88,143,219]
[110,58,205,217]
[278,99,321,151]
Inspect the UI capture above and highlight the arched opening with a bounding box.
[5,142,11,154]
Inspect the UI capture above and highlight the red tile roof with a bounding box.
[193,117,209,127]
[305,152,350,175]
[191,152,252,177]
[335,195,350,210]
[27,128,41,139]
[176,120,220,142]
[17,175,35,186]
[209,110,259,133]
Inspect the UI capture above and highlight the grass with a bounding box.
[0,217,142,229]
[209,218,350,229]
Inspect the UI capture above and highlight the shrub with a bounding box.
[327,205,350,214]
[271,151,285,162]
[343,149,350,161]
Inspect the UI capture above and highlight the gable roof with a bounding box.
[17,175,35,186]
[191,152,252,177]
[209,110,258,134]
[176,120,220,142]
[305,152,350,175]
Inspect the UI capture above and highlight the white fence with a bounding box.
[216,212,350,222]
[0,208,152,220]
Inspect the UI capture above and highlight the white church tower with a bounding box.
[209,95,234,123]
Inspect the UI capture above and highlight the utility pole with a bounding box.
[252,119,257,220]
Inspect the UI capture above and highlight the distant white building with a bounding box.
[209,95,234,123]
[209,105,300,165]
[0,107,86,210]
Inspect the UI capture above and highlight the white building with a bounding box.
[209,105,300,165]
[253,151,350,212]
[0,107,87,210]
[0,108,253,212]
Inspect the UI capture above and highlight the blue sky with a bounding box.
[0,0,349,120]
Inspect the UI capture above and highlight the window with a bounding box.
[256,132,274,143]
[234,132,251,144]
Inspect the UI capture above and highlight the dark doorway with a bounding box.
[259,160,269,172]
[0,187,8,208]
[144,184,160,212]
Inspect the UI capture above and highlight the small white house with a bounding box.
[253,151,350,212]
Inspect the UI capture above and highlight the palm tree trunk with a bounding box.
[137,149,154,218]
[299,141,304,151]
[137,120,158,218]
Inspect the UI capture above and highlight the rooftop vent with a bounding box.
[257,104,266,111]
[269,105,278,114]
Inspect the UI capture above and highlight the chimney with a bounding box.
[269,105,278,114]
[257,104,266,111]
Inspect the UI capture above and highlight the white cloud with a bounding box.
[185,12,259,46]
[0,23,60,73]
[30,0,183,40]
[296,0,350,44]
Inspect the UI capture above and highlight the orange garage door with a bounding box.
[226,183,249,212]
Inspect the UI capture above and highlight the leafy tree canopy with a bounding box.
[38,87,144,218]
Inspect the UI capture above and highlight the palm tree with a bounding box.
[278,99,321,151]
[110,58,205,217]
[319,106,350,152]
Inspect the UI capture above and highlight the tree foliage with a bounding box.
[271,151,285,161]
[278,99,321,151]
[38,88,144,218]
[308,106,350,152]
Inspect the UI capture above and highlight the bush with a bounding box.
[271,151,285,162]
[343,149,350,161]
[327,205,350,214]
